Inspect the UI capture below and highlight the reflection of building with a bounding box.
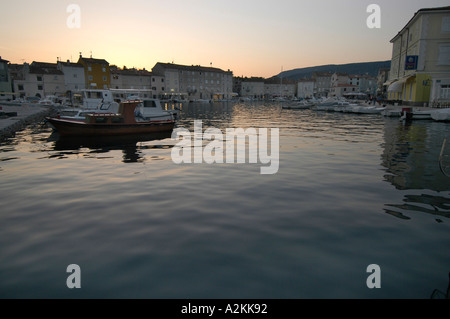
[152,62,233,101]
[380,119,450,191]
[386,6,450,106]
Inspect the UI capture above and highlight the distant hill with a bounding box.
[276,61,391,80]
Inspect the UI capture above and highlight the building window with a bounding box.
[88,66,92,71]
[161,78,164,82]
[437,44,450,65]
[37,76,42,81]
[102,67,106,72]
[103,76,107,81]
[152,78,155,82]
[162,87,164,91]
[38,85,43,90]
[74,74,77,78]
[442,17,450,32]
[441,85,450,99]
[54,76,58,80]
[18,84,24,91]
[88,75,93,81]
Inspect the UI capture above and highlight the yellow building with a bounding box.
[77,55,111,89]
[386,6,450,106]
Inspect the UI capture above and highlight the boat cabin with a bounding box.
[84,100,141,124]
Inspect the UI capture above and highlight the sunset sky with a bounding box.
[1,0,449,78]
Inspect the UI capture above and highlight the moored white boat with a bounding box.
[46,100,176,137]
[57,98,177,122]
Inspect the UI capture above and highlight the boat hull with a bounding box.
[47,118,175,136]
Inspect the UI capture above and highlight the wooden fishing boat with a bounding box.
[46,100,175,136]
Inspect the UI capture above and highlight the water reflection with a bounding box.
[381,119,450,221]
[47,131,173,163]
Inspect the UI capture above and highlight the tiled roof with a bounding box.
[29,61,63,75]
[78,57,109,65]
[154,62,230,74]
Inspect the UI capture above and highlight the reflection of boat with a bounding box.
[346,105,385,114]
[313,98,353,111]
[47,131,173,163]
[46,100,176,136]
[282,101,314,109]
[400,108,433,120]
[431,108,450,122]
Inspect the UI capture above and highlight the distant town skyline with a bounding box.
[1,0,449,78]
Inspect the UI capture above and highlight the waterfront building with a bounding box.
[330,72,358,97]
[377,68,390,99]
[57,60,85,92]
[150,74,165,99]
[233,76,244,96]
[297,79,315,99]
[386,6,450,106]
[110,66,152,90]
[77,54,111,89]
[349,74,377,97]
[10,62,65,99]
[311,72,332,98]
[0,57,13,101]
[263,77,296,99]
[152,62,233,101]
[240,77,265,100]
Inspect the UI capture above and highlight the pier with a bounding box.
[0,104,56,141]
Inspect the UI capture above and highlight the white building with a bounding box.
[152,62,233,101]
[57,60,85,92]
[110,67,152,90]
[312,72,332,98]
[297,79,315,99]
[330,73,358,97]
[10,62,65,99]
[241,78,265,99]
[264,78,296,99]
[386,6,450,106]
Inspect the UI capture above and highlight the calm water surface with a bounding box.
[0,101,449,298]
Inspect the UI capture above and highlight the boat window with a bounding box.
[95,117,108,123]
[111,117,124,123]
[144,100,157,108]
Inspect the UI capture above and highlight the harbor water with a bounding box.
[0,101,449,298]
